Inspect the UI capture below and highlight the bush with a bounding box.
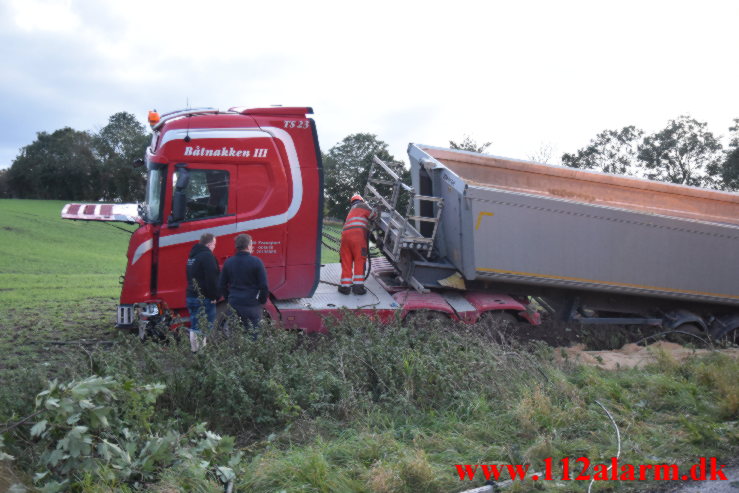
[91,314,551,437]
[4,376,241,492]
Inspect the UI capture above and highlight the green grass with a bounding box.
[76,322,738,493]
[235,349,738,492]
[0,199,130,307]
[1,199,737,492]
[0,199,130,380]
[321,221,342,264]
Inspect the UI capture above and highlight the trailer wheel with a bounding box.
[665,323,708,346]
[712,325,739,347]
[479,312,517,344]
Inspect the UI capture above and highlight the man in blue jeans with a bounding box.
[219,233,268,338]
[185,233,220,352]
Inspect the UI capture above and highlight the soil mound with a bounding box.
[556,341,739,369]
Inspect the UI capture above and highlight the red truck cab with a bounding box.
[117,107,323,326]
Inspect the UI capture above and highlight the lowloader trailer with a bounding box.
[363,144,739,343]
[61,107,539,337]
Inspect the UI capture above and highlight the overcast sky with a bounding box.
[1,0,737,170]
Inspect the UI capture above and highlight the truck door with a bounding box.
[234,148,288,294]
[157,164,237,308]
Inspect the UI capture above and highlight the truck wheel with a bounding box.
[404,310,449,328]
[712,325,738,347]
[666,323,708,346]
[479,312,517,344]
[137,317,169,343]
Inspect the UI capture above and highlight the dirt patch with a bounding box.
[556,341,739,369]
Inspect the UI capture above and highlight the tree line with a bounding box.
[560,115,739,190]
[2,112,737,218]
[0,112,150,202]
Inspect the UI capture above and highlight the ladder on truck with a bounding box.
[364,156,444,290]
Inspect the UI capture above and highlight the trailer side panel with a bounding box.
[466,186,739,306]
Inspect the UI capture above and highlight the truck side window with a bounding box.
[174,169,230,220]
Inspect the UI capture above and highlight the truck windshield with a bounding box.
[143,161,166,223]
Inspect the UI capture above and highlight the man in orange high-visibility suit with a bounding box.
[339,194,377,295]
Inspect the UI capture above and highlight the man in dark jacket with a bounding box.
[219,233,268,337]
[186,233,220,352]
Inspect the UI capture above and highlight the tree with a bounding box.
[561,126,644,176]
[449,135,491,154]
[7,128,99,200]
[730,118,739,150]
[5,112,149,201]
[94,112,150,202]
[717,118,739,190]
[323,133,397,219]
[0,168,10,198]
[637,116,723,188]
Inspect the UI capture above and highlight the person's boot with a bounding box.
[189,330,200,353]
[352,284,366,295]
[338,285,351,295]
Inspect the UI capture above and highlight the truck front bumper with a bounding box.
[116,304,134,328]
[116,303,163,329]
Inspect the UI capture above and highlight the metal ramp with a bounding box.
[364,156,444,263]
[363,155,465,293]
[273,263,400,311]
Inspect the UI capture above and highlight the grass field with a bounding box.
[0,199,130,306]
[0,200,131,381]
[1,199,737,492]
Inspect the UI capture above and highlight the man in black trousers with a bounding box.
[185,233,219,352]
[219,233,268,337]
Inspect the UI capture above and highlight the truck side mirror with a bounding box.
[168,165,189,227]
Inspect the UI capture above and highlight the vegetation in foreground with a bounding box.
[1,199,737,492]
[1,316,738,492]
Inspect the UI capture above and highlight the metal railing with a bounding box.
[364,156,444,262]
[153,107,226,130]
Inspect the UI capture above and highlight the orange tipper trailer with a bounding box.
[365,144,739,342]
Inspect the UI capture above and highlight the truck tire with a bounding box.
[666,323,708,346]
[479,311,517,344]
[712,325,739,347]
[137,315,171,343]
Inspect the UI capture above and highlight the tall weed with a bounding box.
[92,315,550,438]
